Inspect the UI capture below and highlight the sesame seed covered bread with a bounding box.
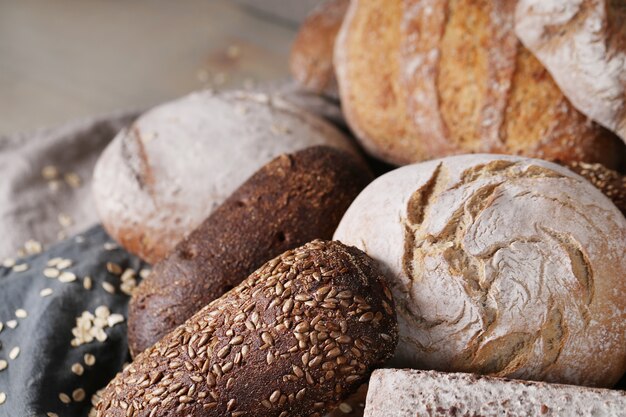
[92,90,360,264]
[128,146,373,356]
[289,0,349,98]
[560,161,626,217]
[515,0,626,144]
[97,240,399,417]
[334,154,626,387]
[334,0,626,167]
[364,369,626,417]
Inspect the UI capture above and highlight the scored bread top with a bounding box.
[334,154,626,387]
[334,0,626,167]
[92,90,359,264]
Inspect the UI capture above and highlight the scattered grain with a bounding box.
[58,213,73,228]
[2,258,15,268]
[12,263,28,272]
[15,309,27,318]
[59,392,71,404]
[64,172,82,188]
[9,347,20,360]
[56,259,73,270]
[84,353,96,366]
[0,360,7,371]
[44,268,60,278]
[0,392,5,405]
[72,388,86,402]
[71,363,84,376]
[42,165,59,180]
[6,320,17,329]
[59,271,77,283]
[102,281,116,294]
[106,262,122,275]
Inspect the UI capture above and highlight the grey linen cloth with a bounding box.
[0,111,138,261]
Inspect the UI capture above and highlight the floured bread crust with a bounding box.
[515,0,626,144]
[92,90,359,264]
[334,154,626,387]
[365,369,626,416]
[334,0,626,167]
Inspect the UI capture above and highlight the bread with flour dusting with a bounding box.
[334,0,626,167]
[364,369,626,417]
[92,90,359,264]
[334,154,626,387]
[515,0,626,144]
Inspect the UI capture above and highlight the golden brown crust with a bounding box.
[289,0,349,98]
[334,0,626,168]
[98,240,398,417]
[127,146,373,356]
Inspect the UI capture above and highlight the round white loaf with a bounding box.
[515,0,626,143]
[334,154,626,387]
[93,89,359,264]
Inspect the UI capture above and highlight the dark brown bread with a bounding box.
[97,240,399,417]
[561,161,626,217]
[128,146,373,356]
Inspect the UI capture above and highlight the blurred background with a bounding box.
[0,0,321,135]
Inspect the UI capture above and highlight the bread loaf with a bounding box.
[334,154,626,387]
[92,90,359,264]
[364,369,626,417]
[560,161,626,217]
[128,146,373,356]
[334,0,626,167]
[98,240,398,417]
[515,0,626,144]
[290,0,349,98]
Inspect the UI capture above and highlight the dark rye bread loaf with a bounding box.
[128,146,373,356]
[97,240,399,417]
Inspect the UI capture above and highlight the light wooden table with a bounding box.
[0,0,301,135]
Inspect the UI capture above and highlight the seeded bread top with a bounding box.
[99,240,398,417]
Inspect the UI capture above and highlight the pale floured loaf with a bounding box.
[92,90,359,264]
[364,369,626,417]
[334,154,626,387]
[515,0,626,144]
[334,0,626,167]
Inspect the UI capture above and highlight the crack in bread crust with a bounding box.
[400,160,613,382]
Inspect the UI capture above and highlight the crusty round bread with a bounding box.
[128,146,373,356]
[97,240,398,417]
[334,0,626,167]
[515,0,626,144]
[334,154,626,387]
[92,90,359,264]
[289,0,349,98]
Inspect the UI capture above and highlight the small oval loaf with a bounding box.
[97,240,398,417]
[92,90,359,264]
[334,154,626,387]
[128,146,373,356]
